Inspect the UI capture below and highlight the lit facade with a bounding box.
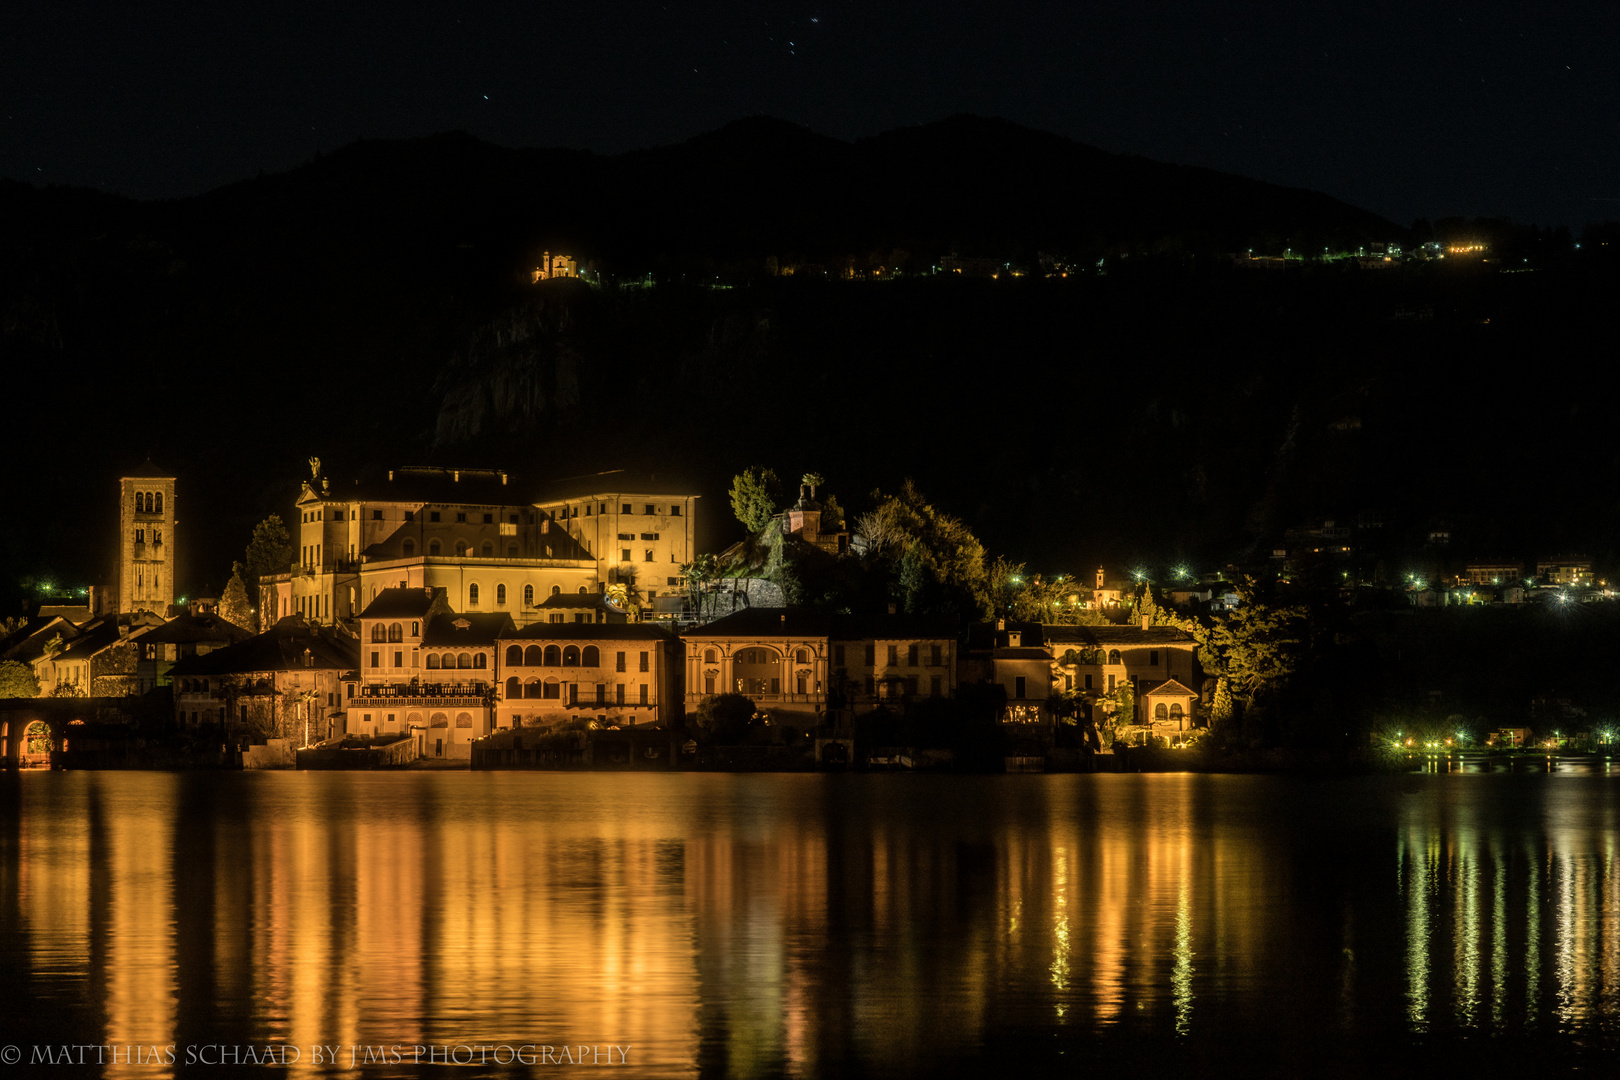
[118,467,176,616]
[496,624,677,730]
[532,471,700,602]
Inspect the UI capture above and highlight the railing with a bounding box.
[356,682,488,700]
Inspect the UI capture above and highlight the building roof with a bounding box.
[1043,624,1195,647]
[502,623,674,642]
[170,617,358,677]
[685,608,958,641]
[531,469,700,504]
[1144,678,1199,698]
[309,467,528,508]
[538,593,609,609]
[359,587,447,620]
[421,613,514,647]
[1,616,80,663]
[54,616,156,663]
[138,611,254,646]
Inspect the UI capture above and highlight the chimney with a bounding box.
[1141,614,1151,631]
[996,618,1005,631]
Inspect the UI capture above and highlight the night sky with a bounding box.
[4,1,1616,228]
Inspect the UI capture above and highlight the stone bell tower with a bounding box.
[119,466,177,616]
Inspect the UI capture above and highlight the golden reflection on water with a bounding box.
[5,772,1620,1077]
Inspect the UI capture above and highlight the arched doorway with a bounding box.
[22,721,51,767]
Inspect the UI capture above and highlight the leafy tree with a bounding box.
[1114,680,1136,725]
[801,472,825,498]
[0,660,40,698]
[729,467,780,532]
[1189,577,1306,711]
[245,514,293,598]
[681,553,719,620]
[220,561,255,631]
[604,581,643,621]
[864,482,990,619]
[1135,584,1188,630]
[691,693,755,744]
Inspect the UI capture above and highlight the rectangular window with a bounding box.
[618,533,634,541]
[639,684,649,705]
[542,682,560,699]
[568,684,578,705]
[931,643,942,666]
[644,550,654,562]
[1108,674,1115,692]
[621,549,632,562]
[835,644,846,666]
[645,504,655,515]
[769,677,779,695]
[887,644,899,666]
[930,676,942,696]
[405,510,415,522]
[363,713,372,725]
[864,643,875,666]
[394,651,403,668]
[639,651,649,672]
[667,577,680,586]
[616,651,627,672]
[617,684,626,705]
[510,514,520,524]
[908,644,919,667]
[1064,674,1073,690]
[1015,676,1026,699]
[456,512,467,523]
[641,533,659,541]
[671,505,681,516]
[370,651,379,668]
[704,676,715,695]
[1085,674,1093,690]
[1150,650,1159,666]
[551,614,565,624]
[599,503,607,514]
[483,513,494,523]
[584,506,592,516]
[429,511,440,522]
[622,503,632,514]
[372,510,383,520]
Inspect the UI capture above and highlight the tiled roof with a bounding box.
[531,470,700,503]
[421,613,514,647]
[1043,625,1195,647]
[1144,679,1199,698]
[684,608,958,641]
[138,612,254,646]
[311,467,528,508]
[359,587,445,620]
[170,617,358,677]
[538,593,608,609]
[502,623,674,642]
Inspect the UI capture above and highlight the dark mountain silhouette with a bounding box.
[3,116,1613,614]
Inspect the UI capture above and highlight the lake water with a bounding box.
[2,770,1619,1077]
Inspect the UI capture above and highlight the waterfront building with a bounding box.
[133,611,253,694]
[531,470,700,604]
[347,586,511,759]
[496,623,678,730]
[681,610,958,730]
[169,615,357,743]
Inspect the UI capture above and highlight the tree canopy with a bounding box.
[245,515,293,586]
[728,467,780,532]
[220,562,255,631]
[0,660,41,698]
[859,482,990,619]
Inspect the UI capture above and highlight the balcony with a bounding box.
[355,682,489,706]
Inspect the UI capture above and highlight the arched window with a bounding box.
[551,585,561,596]
[403,539,415,557]
[430,712,449,729]
[506,645,522,666]
[426,654,441,669]
[506,677,521,699]
[468,583,480,605]
[1107,650,1122,664]
[155,492,163,513]
[496,584,507,605]
[1169,703,1185,721]
[562,645,580,666]
[441,653,455,669]
[542,678,561,699]
[457,653,473,669]
[474,653,487,669]
[525,645,543,665]
[578,585,588,595]
[429,539,442,556]
[455,712,473,728]
[524,679,542,699]
[455,540,469,557]
[372,624,386,643]
[481,541,494,557]
[543,645,561,666]
[524,584,534,606]
[704,649,717,663]
[582,645,599,667]
[507,544,519,558]
[388,622,403,643]
[1154,703,1169,721]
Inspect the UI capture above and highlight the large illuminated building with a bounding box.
[264,462,698,629]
